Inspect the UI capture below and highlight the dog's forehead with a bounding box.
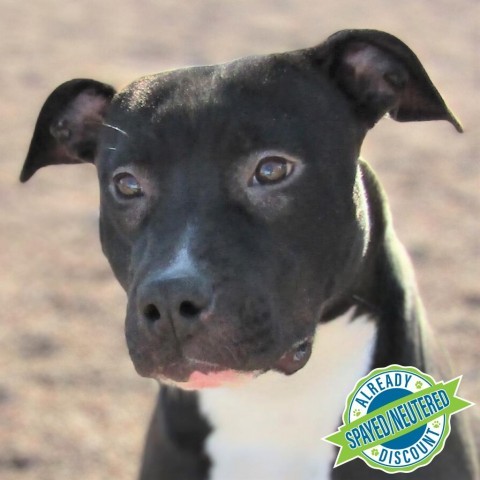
[111,53,347,127]
[115,55,276,110]
[99,53,360,169]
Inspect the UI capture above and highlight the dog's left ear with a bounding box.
[309,29,462,132]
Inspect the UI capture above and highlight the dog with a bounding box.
[20,29,478,479]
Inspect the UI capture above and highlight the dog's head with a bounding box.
[21,30,460,389]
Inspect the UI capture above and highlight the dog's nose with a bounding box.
[137,275,212,339]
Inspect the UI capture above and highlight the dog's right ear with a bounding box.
[20,79,116,182]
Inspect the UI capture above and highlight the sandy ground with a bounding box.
[0,1,478,479]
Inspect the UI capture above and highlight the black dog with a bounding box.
[21,30,478,479]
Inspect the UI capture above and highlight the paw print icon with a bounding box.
[432,420,441,428]
[415,380,423,389]
[371,448,380,457]
[353,409,362,417]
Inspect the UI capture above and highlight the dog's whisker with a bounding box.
[184,356,221,369]
[102,122,129,137]
[223,341,240,367]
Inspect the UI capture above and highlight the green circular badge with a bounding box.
[324,364,473,474]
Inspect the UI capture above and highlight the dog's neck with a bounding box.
[198,308,377,480]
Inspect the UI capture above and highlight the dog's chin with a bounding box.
[153,335,314,391]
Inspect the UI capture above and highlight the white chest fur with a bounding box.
[198,309,377,480]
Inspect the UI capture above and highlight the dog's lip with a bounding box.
[178,369,257,390]
[157,357,259,390]
[151,337,315,388]
[272,336,314,375]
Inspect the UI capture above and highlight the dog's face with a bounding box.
[97,59,368,386]
[21,30,460,389]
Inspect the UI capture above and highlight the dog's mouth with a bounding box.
[157,335,314,390]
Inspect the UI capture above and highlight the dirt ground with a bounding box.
[0,1,478,479]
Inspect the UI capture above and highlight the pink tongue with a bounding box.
[184,370,253,389]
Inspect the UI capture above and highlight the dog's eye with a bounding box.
[253,156,293,185]
[113,172,143,198]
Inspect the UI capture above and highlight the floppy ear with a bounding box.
[20,79,116,182]
[308,29,462,132]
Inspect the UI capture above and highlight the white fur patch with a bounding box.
[199,309,377,480]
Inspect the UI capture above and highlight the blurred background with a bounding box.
[0,1,478,479]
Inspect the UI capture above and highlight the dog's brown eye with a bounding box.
[253,156,293,185]
[113,172,143,198]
